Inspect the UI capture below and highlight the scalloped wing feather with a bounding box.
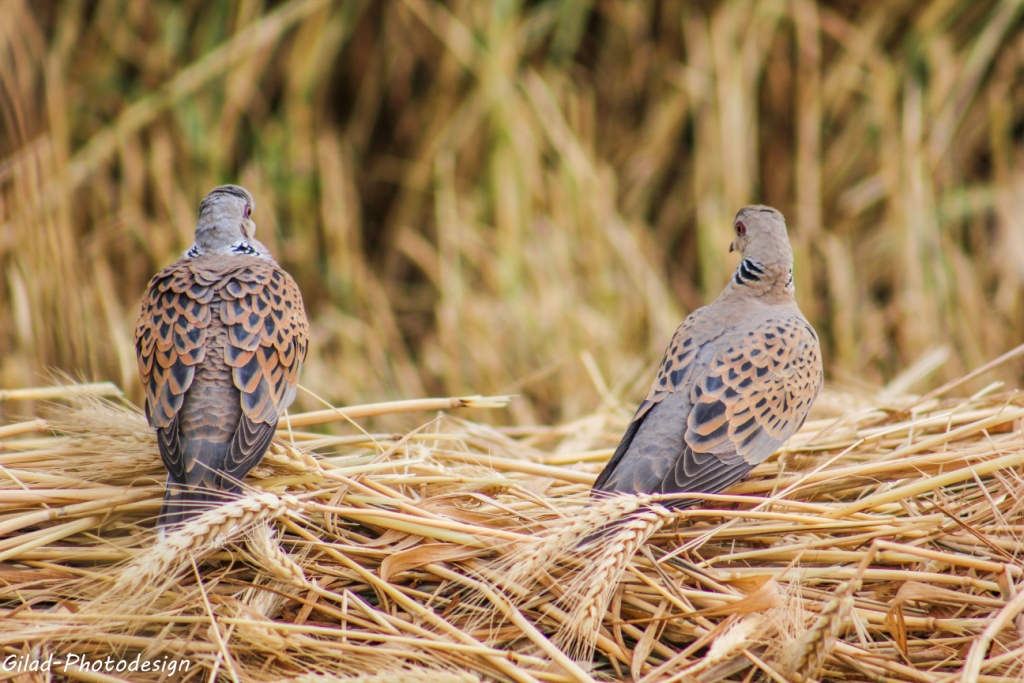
[685,316,822,465]
[630,315,704,422]
[220,263,308,427]
[134,262,211,431]
[137,257,309,505]
[594,310,822,497]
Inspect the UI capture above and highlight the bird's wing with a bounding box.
[134,261,214,478]
[685,315,822,465]
[634,315,705,421]
[594,387,755,497]
[594,314,821,497]
[218,260,309,481]
[593,316,708,491]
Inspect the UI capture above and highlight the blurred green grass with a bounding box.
[2,0,1023,423]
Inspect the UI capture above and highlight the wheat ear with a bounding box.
[788,577,859,682]
[262,441,325,476]
[556,503,674,661]
[248,522,309,588]
[112,492,303,596]
[499,494,654,598]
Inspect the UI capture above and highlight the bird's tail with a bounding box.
[157,481,221,530]
[157,439,240,531]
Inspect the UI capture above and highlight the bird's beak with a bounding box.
[729,240,736,253]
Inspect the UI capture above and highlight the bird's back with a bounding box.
[177,290,238,441]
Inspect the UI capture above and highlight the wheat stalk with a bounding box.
[784,577,859,682]
[498,494,655,596]
[270,670,480,683]
[8,374,1024,682]
[263,440,326,477]
[451,494,658,647]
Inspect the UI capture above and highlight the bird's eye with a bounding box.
[243,204,252,219]
[735,222,746,236]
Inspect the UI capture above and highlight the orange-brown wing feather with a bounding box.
[219,261,308,479]
[685,317,822,464]
[633,316,703,420]
[134,261,216,478]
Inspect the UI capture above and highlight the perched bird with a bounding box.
[593,206,822,504]
[135,185,309,529]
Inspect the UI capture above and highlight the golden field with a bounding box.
[2,0,1024,422]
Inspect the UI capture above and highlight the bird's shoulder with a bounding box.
[636,299,820,415]
[645,298,753,396]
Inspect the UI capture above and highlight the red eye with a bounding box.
[735,222,746,236]
[244,204,252,219]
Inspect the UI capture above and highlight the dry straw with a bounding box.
[86,490,304,619]
[1,378,1024,681]
[270,670,480,683]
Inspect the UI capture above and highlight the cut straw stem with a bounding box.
[281,521,546,683]
[0,419,49,439]
[435,451,595,484]
[0,383,122,402]
[427,563,598,683]
[824,450,1024,518]
[283,395,512,428]
[0,489,153,536]
[309,504,527,544]
[0,516,101,563]
[960,587,1024,683]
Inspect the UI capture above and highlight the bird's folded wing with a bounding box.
[220,262,309,422]
[633,315,703,422]
[134,263,213,431]
[219,262,309,477]
[685,317,822,465]
[595,389,753,495]
[592,318,708,491]
[595,316,821,495]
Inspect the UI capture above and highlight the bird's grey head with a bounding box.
[187,185,270,259]
[728,205,794,291]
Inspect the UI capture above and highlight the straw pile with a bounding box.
[1,372,1024,683]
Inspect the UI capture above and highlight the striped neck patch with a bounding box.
[733,258,765,286]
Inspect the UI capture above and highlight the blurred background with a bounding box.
[2,0,1024,424]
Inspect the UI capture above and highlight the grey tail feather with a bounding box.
[157,439,241,530]
[157,482,225,529]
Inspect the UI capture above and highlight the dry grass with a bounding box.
[3,1,1024,424]
[1,377,1024,682]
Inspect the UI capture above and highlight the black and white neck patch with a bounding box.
[184,241,262,258]
[231,241,260,256]
[733,258,765,286]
